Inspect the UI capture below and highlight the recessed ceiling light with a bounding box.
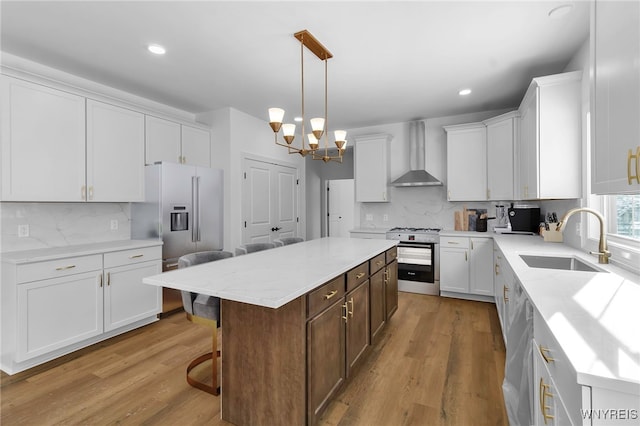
[459,89,472,96]
[147,44,166,55]
[548,4,573,19]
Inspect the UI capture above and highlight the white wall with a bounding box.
[198,107,306,251]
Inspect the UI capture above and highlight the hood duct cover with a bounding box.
[391,120,443,187]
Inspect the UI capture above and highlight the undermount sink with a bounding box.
[519,254,606,273]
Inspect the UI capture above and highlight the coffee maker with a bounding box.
[495,204,509,230]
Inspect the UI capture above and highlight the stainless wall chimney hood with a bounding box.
[391,120,443,187]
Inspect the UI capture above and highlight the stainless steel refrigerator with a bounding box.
[132,162,223,312]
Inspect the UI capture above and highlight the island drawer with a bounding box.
[307,275,346,319]
[385,246,397,263]
[369,253,386,274]
[533,308,581,425]
[347,261,369,292]
[16,254,103,284]
[104,246,162,268]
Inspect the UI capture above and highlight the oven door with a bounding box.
[397,243,434,283]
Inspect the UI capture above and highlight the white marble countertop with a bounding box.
[493,234,640,394]
[349,227,389,234]
[1,239,163,264]
[440,230,494,238]
[143,237,397,309]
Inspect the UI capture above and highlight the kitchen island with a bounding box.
[143,237,398,426]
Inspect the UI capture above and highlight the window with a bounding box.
[607,194,640,239]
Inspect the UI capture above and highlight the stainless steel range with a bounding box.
[386,227,440,296]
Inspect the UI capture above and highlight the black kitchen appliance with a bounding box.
[508,204,541,234]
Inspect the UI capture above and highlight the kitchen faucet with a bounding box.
[556,208,611,264]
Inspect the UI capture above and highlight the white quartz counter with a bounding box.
[1,239,163,264]
[493,234,640,394]
[143,237,397,309]
[440,230,494,238]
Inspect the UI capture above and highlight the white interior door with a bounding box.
[242,158,298,244]
[327,179,354,238]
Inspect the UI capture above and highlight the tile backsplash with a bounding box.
[1,203,131,252]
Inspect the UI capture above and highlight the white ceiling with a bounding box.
[0,1,590,130]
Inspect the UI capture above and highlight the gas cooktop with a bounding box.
[387,227,441,233]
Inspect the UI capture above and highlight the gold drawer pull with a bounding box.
[324,290,338,300]
[107,272,111,286]
[495,264,500,275]
[376,260,384,266]
[539,378,555,424]
[348,297,354,318]
[628,147,640,184]
[539,345,555,363]
[503,285,509,302]
[447,241,459,244]
[55,265,76,271]
[129,254,144,259]
[342,303,348,323]
[356,272,366,280]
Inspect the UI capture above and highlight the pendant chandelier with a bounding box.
[268,30,346,163]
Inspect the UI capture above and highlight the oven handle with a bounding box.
[397,243,436,249]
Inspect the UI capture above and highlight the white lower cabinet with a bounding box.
[17,269,103,362]
[440,235,493,301]
[533,340,573,426]
[103,258,161,332]
[2,243,162,374]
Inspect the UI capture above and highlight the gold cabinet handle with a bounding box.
[356,272,366,280]
[324,290,338,300]
[503,285,509,302]
[106,272,111,286]
[376,260,384,267]
[88,186,94,201]
[384,270,389,283]
[342,303,348,323]
[447,241,459,245]
[98,273,103,288]
[348,297,354,318]
[539,378,555,424]
[539,345,555,363]
[81,185,86,200]
[55,265,76,271]
[628,147,640,184]
[465,251,468,261]
[495,264,500,275]
[129,254,144,259]
[471,241,474,250]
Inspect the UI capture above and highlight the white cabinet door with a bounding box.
[16,271,103,361]
[86,100,145,202]
[518,72,582,200]
[485,113,517,201]
[104,261,161,332]
[439,247,469,293]
[1,76,86,201]
[181,125,211,167]
[145,115,181,165]
[445,123,487,201]
[354,134,391,202]
[591,0,640,194]
[469,238,494,296]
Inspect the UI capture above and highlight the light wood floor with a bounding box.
[0,292,507,426]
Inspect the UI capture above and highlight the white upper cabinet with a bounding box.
[591,0,640,194]
[445,122,487,201]
[181,125,211,167]
[145,116,181,165]
[1,76,86,201]
[145,116,211,167]
[86,100,145,202]
[518,71,582,200]
[484,112,518,201]
[355,134,391,202]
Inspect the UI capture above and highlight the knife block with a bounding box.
[541,223,563,242]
